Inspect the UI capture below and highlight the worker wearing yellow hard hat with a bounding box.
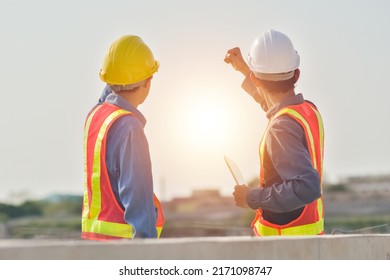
[82,35,164,240]
[225,29,325,236]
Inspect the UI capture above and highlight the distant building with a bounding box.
[166,189,241,219]
[344,174,390,192]
[161,188,253,237]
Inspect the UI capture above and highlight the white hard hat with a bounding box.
[247,29,300,81]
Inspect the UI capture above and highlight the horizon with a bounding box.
[2,170,390,205]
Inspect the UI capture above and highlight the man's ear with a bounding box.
[142,76,153,88]
[294,69,300,83]
[250,72,262,87]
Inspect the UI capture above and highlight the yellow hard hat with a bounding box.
[99,35,159,85]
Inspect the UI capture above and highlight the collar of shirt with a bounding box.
[266,93,304,119]
[105,93,147,127]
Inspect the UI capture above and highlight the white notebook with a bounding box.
[224,155,246,185]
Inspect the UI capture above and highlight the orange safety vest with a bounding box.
[252,101,324,236]
[82,103,164,240]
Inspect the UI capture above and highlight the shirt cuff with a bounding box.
[247,187,262,210]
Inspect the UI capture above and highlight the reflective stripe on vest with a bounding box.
[256,198,324,236]
[253,102,324,236]
[82,104,164,239]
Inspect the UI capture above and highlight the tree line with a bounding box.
[0,195,83,222]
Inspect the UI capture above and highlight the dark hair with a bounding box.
[259,76,296,94]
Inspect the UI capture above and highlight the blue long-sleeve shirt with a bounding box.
[241,76,321,224]
[97,86,157,238]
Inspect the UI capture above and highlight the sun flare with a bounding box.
[172,89,232,152]
[188,107,221,141]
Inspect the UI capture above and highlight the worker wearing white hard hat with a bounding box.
[225,29,325,236]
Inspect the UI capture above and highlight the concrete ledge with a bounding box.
[1,235,390,260]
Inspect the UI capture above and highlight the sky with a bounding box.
[0,0,389,203]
